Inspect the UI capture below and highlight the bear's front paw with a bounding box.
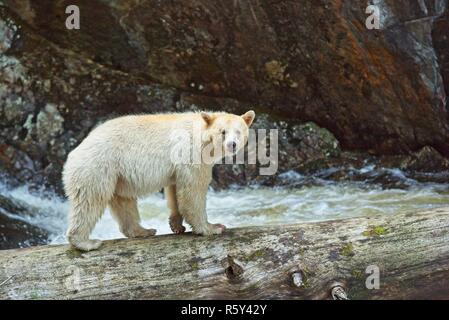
[171,224,186,234]
[133,228,157,238]
[212,224,226,233]
[195,223,226,236]
[70,239,103,252]
[169,215,186,234]
[123,226,157,238]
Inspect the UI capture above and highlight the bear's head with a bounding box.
[200,110,255,161]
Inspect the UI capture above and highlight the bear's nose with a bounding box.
[227,141,237,150]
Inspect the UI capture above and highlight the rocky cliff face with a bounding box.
[0,0,448,193]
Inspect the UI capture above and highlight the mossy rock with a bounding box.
[339,242,355,257]
[362,226,388,237]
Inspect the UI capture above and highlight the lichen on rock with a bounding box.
[36,103,64,143]
[0,10,18,53]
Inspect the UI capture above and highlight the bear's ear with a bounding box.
[241,110,255,127]
[201,112,214,127]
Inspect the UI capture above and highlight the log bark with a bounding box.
[1,208,449,300]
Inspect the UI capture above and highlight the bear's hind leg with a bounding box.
[109,195,156,238]
[66,201,105,251]
[164,185,186,234]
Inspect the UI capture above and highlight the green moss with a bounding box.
[301,277,311,289]
[239,248,268,262]
[298,269,311,289]
[190,261,199,270]
[339,243,354,257]
[65,248,84,259]
[362,226,388,237]
[351,269,364,279]
[30,291,41,300]
[247,249,267,261]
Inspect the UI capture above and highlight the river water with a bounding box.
[1,167,448,246]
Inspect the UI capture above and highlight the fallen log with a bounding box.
[1,207,449,300]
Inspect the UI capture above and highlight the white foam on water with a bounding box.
[0,184,68,236]
[1,179,448,245]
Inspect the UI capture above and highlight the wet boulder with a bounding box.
[0,194,49,249]
[400,146,449,173]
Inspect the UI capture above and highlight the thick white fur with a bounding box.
[63,111,255,251]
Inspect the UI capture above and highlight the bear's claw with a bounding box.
[172,225,186,234]
[169,215,186,235]
[213,223,226,231]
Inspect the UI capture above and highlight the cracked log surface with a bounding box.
[0,207,449,300]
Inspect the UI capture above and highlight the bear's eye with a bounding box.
[221,129,226,137]
[235,130,241,136]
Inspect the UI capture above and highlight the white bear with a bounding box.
[62,110,255,251]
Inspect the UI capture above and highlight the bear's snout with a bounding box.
[227,141,237,152]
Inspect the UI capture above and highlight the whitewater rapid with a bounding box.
[1,168,448,246]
